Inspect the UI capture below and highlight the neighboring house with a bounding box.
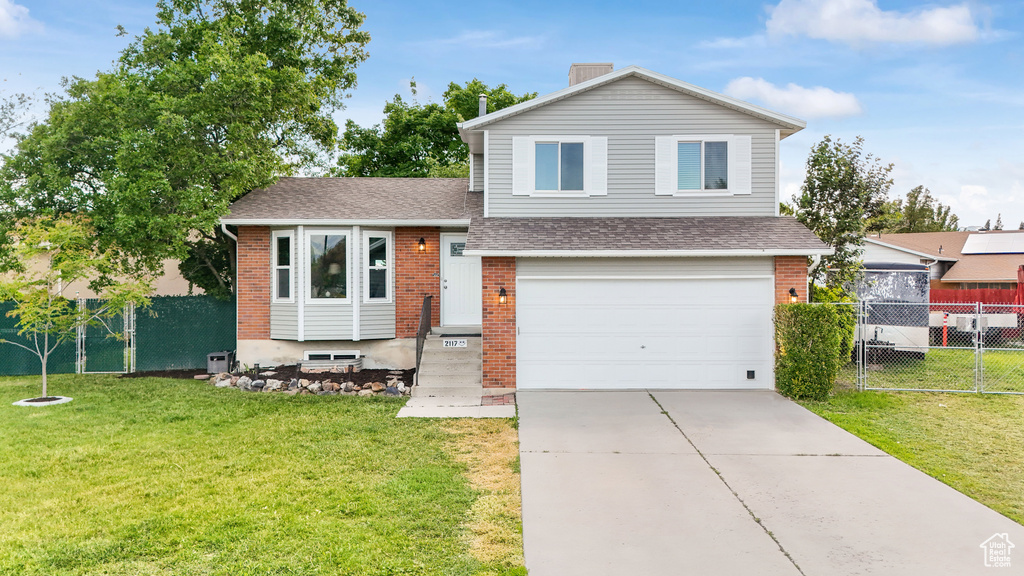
[222,64,831,391]
[25,257,200,298]
[864,231,1024,291]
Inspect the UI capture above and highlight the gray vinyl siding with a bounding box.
[516,257,774,278]
[270,303,298,340]
[472,154,484,192]
[485,75,779,217]
[360,303,396,339]
[304,305,354,340]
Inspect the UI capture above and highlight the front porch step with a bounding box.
[422,336,482,351]
[431,325,482,336]
[418,361,482,377]
[412,385,484,398]
[405,395,482,407]
[420,349,483,362]
[416,372,483,387]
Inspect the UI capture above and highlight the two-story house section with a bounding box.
[223,64,831,392]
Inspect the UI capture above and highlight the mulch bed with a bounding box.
[121,365,415,386]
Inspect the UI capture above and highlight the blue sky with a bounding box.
[2,0,1022,228]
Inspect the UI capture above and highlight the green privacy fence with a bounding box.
[135,296,236,371]
[0,301,77,376]
[0,296,235,376]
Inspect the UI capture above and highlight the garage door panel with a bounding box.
[517,277,773,390]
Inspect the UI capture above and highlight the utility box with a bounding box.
[207,350,234,374]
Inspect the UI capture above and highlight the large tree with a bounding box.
[0,0,370,299]
[795,135,893,290]
[336,79,535,177]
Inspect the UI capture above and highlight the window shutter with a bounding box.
[729,135,752,195]
[589,137,607,196]
[512,137,532,196]
[655,136,675,195]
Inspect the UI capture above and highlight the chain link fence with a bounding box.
[847,301,1024,394]
[0,295,235,376]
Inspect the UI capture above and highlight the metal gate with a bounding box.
[76,299,134,374]
[856,301,1024,394]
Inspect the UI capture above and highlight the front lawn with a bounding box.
[0,374,524,576]
[801,391,1024,525]
[838,348,1024,393]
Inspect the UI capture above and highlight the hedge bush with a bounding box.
[774,303,848,400]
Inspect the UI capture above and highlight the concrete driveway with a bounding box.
[518,390,1023,575]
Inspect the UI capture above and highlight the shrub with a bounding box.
[810,284,857,360]
[775,303,847,400]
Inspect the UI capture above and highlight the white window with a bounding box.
[655,134,751,196]
[363,231,392,303]
[306,230,351,302]
[272,230,294,303]
[512,136,607,197]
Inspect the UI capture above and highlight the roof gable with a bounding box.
[458,66,806,138]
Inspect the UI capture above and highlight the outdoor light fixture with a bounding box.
[418,238,426,252]
[498,287,507,304]
[789,287,799,303]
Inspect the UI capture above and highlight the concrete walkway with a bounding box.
[518,390,1023,576]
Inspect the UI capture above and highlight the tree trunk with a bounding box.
[40,334,48,398]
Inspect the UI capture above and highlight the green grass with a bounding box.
[839,348,1024,392]
[0,374,525,576]
[801,390,1024,525]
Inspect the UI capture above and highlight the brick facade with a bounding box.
[237,226,271,339]
[395,227,441,338]
[481,257,516,389]
[774,256,809,304]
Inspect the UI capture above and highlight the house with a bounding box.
[864,231,1024,291]
[221,64,831,391]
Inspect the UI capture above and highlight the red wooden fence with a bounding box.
[931,288,1017,304]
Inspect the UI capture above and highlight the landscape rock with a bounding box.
[370,382,385,392]
[215,379,233,388]
[397,382,406,393]
[323,381,339,392]
[194,374,210,380]
[384,386,400,397]
[236,376,252,391]
[299,379,310,388]
[251,379,266,390]
[288,379,299,390]
[230,375,240,385]
[307,381,323,393]
[263,379,282,392]
[343,382,355,393]
[358,389,374,397]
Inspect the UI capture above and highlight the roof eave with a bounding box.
[221,218,473,227]
[462,248,833,258]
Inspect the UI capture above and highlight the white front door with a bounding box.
[441,234,482,326]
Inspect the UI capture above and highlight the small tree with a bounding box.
[0,217,151,399]
[796,135,893,290]
[994,214,1004,230]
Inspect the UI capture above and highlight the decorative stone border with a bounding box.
[206,371,411,397]
[13,396,73,407]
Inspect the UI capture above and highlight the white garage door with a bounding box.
[517,277,774,389]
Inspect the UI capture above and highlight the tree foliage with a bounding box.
[867,185,959,233]
[0,216,152,398]
[0,0,370,298]
[335,79,536,177]
[795,135,893,289]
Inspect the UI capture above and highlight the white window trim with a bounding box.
[362,230,393,304]
[304,228,353,304]
[271,230,294,304]
[512,135,607,197]
[655,134,752,197]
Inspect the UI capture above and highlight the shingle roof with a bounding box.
[868,231,1024,282]
[465,216,831,255]
[223,177,480,222]
[942,255,1024,282]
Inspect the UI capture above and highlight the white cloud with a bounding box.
[0,0,40,39]
[697,35,766,49]
[724,77,863,119]
[766,0,978,46]
[421,30,543,50]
